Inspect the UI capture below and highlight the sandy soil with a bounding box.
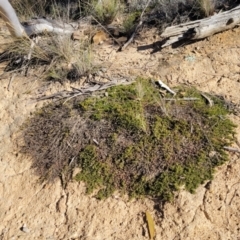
[0,21,240,240]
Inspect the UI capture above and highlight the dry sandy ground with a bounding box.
[0,21,240,240]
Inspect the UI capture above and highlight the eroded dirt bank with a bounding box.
[0,23,240,240]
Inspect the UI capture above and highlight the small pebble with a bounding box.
[20,224,30,233]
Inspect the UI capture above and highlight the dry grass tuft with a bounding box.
[0,34,94,82]
[197,0,215,17]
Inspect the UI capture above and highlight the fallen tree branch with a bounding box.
[37,79,135,102]
[161,5,240,48]
[7,73,15,91]
[0,0,25,37]
[0,0,82,37]
[164,97,199,101]
[157,80,176,95]
[223,146,240,154]
[22,18,77,36]
[200,93,214,107]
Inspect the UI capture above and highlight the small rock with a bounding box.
[20,224,30,233]
[72,167,81,178]
[101,68,107,73]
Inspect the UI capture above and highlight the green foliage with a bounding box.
[123,12,140,34]
[75,145,114,197]
[76,79,236,200]
[91,0,119,24]
[80,79,157,132]
[22,79,236,201]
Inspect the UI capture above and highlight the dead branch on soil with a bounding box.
[201,93,214,107]
[161,5,240,48]
[23,18,78,36]
[7,73,15,91]
[120,0,152,51]
[223,146,240,154]
[157,80,176,95]
[37,78,135,102]
[164,97,200,101]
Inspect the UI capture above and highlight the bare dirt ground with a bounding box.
[0,21,240,240]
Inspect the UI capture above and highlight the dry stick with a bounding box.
[201,93,214,107]
[27,36,39,60]
[62,80,135,104]
[157,80,176,95]
[7,73,15,91]
[24,36,40,76]
[164,97,199,101]
[223,146,240,154]
[121,0,152,51]
[37,77,135,102]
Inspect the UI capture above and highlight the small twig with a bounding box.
[201,93,214,107]
[70,86,83,92]
[69,157,75,166]
[27,37,38,60]
[121,0,152,51]
[63,92,90,104]
[63,80,135,103]
[93,138,99,145]
[36,91,71,101]
[7,74,15,91]
[37,79,136,102]
[223,146,240,154]
[164,98,200,101]
[157,80,176,95]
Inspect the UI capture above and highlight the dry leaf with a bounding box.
[146,211,155,240]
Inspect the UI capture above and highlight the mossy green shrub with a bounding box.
[22,79,236,201]
[123,12,141,35]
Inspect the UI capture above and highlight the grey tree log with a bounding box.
[0,0,25,37]
[1,0,239,42]
[0,0,76,37]
[161,5,240,48]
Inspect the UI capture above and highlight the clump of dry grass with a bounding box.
[11,0,85,21]
[1,0,94,81]
[1,34,94,82]
[10,0,47,20]
[197,0,215,17]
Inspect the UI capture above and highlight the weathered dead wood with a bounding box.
[36,79,135,102]
[22,18,82,36]
[161,5,240,48]
[223,146,240,154]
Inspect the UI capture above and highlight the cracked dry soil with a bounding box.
[0,22,240,240]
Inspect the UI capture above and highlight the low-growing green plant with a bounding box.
[123,12,140,34]
[22,79,236,201]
